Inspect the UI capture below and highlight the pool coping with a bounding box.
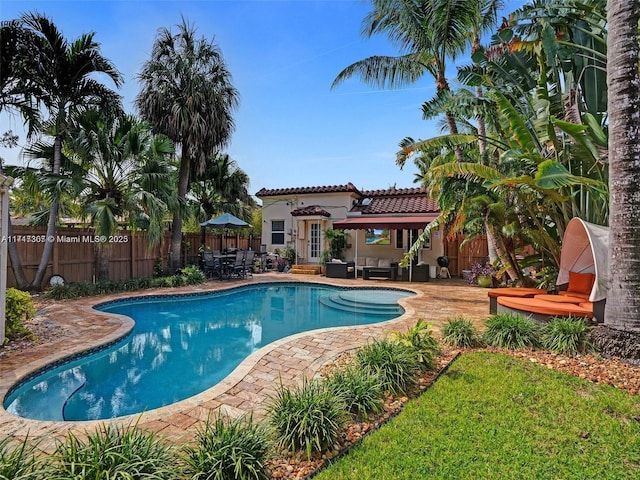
[0,274,487,449]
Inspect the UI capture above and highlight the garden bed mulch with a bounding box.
[484,346,640,395]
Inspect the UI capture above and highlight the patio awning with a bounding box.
[332,214,437,230]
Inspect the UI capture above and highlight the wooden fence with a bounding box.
[443,233,489,276]
[5,225,488,288]
[6,225,262,288]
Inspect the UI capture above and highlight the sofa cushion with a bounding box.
[378,258,392,268]
[366,257,379,266]
[357,257,366,266]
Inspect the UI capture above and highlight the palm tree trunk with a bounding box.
[6,217,28,288]
[97,243,111,281]
[593,0,640,361]
[169,144,191,273]
[31,134,63,290]
[487,223,520,283]
[485,221,498,264]
[0,162,28,288]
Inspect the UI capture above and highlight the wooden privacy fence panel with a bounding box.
[444,234,489,276]
[6,225,261,288]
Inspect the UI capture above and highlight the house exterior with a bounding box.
[255,183,444,271]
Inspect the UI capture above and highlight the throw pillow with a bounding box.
[567,271,595,295]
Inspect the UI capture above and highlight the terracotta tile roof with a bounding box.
[360,186,428,197]
[291,205,331,217]
[349,187,438,215]
[255,182,362,197]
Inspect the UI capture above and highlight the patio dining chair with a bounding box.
[201,251,218,278]
[230,250,247,278]
[243,250,255,277]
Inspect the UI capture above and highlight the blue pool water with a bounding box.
[4,283,413,421]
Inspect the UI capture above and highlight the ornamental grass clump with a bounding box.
[47,423,178,479]
[182,413,270,480]
[483,313,540,349]
[392,319,441,370]
[266,378,348,460]
[442,316,481,348]
[0,436,44,480]
[540,316,592,355]
[325,366,384,420]
[355,338,423,395]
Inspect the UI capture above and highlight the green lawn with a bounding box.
[315,352,640,479]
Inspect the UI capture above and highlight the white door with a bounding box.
[308,223,322,263]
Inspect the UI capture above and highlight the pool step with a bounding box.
[291,265,322,275]
[319,293,403,316]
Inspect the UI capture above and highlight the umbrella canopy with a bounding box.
[200,212,250,229]
[556,217,609,302]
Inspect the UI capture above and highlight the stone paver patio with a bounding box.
[0,274,489,451]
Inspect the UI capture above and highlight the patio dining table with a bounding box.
[212,254,238,279]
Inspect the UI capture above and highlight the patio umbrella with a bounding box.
[200,212,250,250]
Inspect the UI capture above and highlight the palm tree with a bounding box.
[592,0,640,360]
[136,17,239,273]
[17,12,123,289]
[0,19,42,134]
[333,1,499,160]
[70,114,175,280]
[188,153,253,223]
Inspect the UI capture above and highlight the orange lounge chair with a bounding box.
[487,287,546,314]
[497,295,593,322]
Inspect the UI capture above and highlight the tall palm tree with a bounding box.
[0,19,41,134]
[593,0,640,360]
[18,12,122,289]
[333,1,498,159]
[67,112,175,280]
[1,18,46,288]
[136,17,239,272]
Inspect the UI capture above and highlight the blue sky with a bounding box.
[1,0,526,196]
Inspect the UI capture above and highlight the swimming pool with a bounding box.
[4,283,413,421]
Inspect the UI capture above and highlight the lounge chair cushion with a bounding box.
[558,291,590,301]
[567,271,595,296]
[534,294,584,304]
[497,296,593,318]
[487,287,545,299]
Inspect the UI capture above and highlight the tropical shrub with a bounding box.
[541,316,592,356]
[182,413,270,480]
[355,338,422,395]
[266,378,348,459]
[442,317,481,348]
[181,265,207,285]
[44,271,207,300]
[483,313,540,349]
[47,423,178,479]
[4,288,36,343]
[0,436,43,480]
[325,365,384,420]
[392,319,441,369]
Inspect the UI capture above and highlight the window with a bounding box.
[396,229,431,250]
[271,220,285,245]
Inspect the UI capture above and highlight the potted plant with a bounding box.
[468,261,497,288]
[318,249,332,274]
[324,228,349,260]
